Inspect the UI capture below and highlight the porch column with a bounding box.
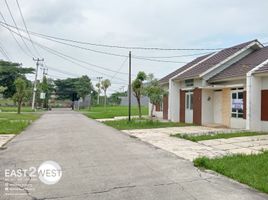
[193,88,202,125]
[179,89,185,123]
[163,95,169,120]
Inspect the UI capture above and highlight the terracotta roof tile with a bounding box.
[174,40,256,80]
[255,62,268,73]
[209,46,268,81]
[158,54,211,84]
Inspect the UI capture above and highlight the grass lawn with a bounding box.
[103,118,190,130]
[0,113,41,134]
[172,132,268,142]
[194,152,268,193]
[0,106,34,112]
[82,106,148,119]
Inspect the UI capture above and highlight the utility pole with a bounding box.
[32,58,44,110]
[128,51,131,122]
[40,66,48,80]
[40,66,48,109]
[96,76,103,105]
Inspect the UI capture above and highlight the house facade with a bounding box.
[154,40,268,132]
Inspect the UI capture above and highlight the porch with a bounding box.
[179,84,247,129]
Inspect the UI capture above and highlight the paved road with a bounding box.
[0,109,267,200]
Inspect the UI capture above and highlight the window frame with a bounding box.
[185,79,194,87]
[185,92,193,110]
[231,88,244,119]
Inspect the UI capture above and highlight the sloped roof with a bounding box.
[209,46,268,82]
[158,53,211,84]
[254,62,268,73]
[174,40,256,80]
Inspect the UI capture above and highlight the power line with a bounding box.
[0,10,32,58]
[131,56,187,63]
[0,22,189,63]
[111,57,128,81]
[0,42,10,60]
[3,0,34,57]
[1,23,224,51]
[1,21,236,65]
[0,22,132,80]
[133,51,214,59]
[15,0,40,57]
[8,22,260,51]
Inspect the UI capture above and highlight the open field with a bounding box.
[0,106,34,112]
[82,105,148,119]
[103,118,190,130]
[0,113,41,134]
[172,132,268,142]
[194,152,268,194]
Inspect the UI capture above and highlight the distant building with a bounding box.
[120,94,149,106]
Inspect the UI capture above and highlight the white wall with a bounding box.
[168,79,180,122]
[148,102,163,119]
[262,77,268,89]
[230,118,246,129]
[247,75,262,131]
[201,89,214,124]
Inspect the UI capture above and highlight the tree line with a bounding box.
[0,60,165,115]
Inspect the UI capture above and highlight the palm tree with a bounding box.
[101,79,111,109]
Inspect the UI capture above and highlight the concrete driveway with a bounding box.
[0,109,267,200]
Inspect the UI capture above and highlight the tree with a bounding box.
[39,76,54,108]
[0,61,34,98]
[75,75,93,101]
[108,91,126,105]
[101,79,111,108]
[13,78,29,114]
[132,71,147,119]
[54,78,79,100]
[0,86,6,96]
[145,74,166,117]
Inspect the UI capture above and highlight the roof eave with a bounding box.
[200,40,263,78]
[209,76,246,83]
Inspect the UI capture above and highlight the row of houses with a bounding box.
[152,40,268,132]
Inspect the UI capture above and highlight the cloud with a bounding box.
[0,0,268,93]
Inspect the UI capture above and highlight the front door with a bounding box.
[185,91,193,123]
[214,91,222,124]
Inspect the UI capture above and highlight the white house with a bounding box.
[153,40,268,131]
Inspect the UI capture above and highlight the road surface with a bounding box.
[0,109,267,200]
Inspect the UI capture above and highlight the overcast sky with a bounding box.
[0,0,268,93]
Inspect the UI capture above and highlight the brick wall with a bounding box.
[193,88,202,125]
[179,90,185,123]
[163,95,168,120]
[261,90,268,121]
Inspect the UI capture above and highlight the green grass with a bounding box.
[0,113,41,134]
[0,106,34,112]
[172,132,268,142]
[103,118,190,130]
[82,106,148,119]
[194,152,268,193]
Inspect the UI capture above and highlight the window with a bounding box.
[231,89,244,118]
[185,79,194,87]
[186,93,193,110]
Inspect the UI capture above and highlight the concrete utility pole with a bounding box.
[128,51,131,122]
[32,58,44,110]
[96,76,103,105]
[41,67,48,78]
